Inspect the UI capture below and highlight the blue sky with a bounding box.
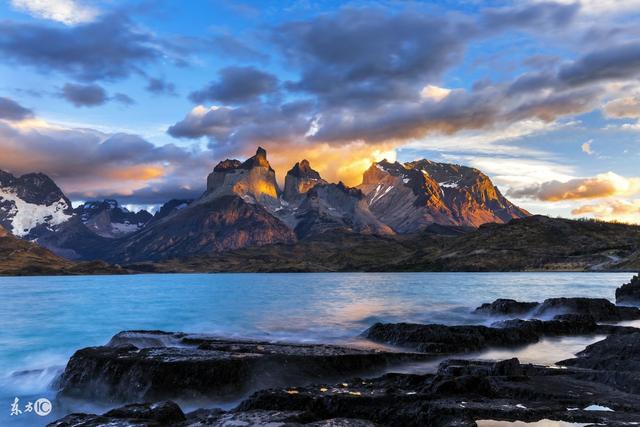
[0,0,639,222]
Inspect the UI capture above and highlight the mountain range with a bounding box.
[1,147,638,273]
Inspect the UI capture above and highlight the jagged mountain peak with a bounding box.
[74,199,152,239]
[283,159,327,202]
[358,157,529,230]
[287,159,321,179]
[206,147,280,204]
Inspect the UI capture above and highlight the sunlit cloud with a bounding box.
[509,172,640,201]
[572,199,640,224]
[10,0,100,25]
[581,139,594,155]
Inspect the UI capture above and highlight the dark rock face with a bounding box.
[616,274,640,304]
[237,358,640,426]
[56,330,430,402]
[362,322,540,354]
[474,297,640,322]
[148,199,193,224]
[74,199,152,238]
[283,159,327,203]
[357,159,529,232]
[294,183,394,238]
[107,195,296,262]
[533,297,640,321]
[47,401,185,427]
[363,315,635,354]
[474,298,538,316]
[560,332,640,373]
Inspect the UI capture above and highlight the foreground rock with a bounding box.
[559,332,640,394]
[51,357,640,426]
[56,331,430,402]
[362,314,635,354]
[474,296,640,321]
[616,274,640,305]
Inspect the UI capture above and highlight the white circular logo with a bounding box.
[34,398,52,416]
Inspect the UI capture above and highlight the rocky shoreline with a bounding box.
[48,275,640,426]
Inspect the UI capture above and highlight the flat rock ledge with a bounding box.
[50,357,640,427]
[474,296,640,321]
[56,331,431,402]
[362,314,637,354]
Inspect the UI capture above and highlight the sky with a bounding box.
[0,0,639,222]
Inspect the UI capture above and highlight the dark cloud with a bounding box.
[61,83,108,107]
[0,120,213,204]
[168,101,313,148]
[0,13,168,82]
[559,42,640,86]
[0,97,33,121]
[272,7,472,108]
[481,2,579,32]
[189,66,279,104]
[146,78,177,96]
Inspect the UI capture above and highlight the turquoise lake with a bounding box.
[0,272,635,426]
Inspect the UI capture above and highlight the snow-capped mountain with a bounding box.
[0,170,73,237]
[74,199,152,238]
[1,147,530,262]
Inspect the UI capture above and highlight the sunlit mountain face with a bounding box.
[0,0,639,223]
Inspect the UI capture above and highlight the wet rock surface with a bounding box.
[56,331,430,402]
[474,296,640,321]
[51,294,640,427]
[473,298,538,316]
[616,274,640,305]
[362,314,635,354]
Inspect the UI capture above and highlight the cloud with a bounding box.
[10,0,99,25]
[61,83,108,107]
[0,13,173,82]
[0,117,213,204]
[0,97,33,121]
[189,66,279,104]
[113,93,135,106]
[603,96,640,119]
[146,78,177,96]
[581,139,594,155]
[572,199,640,224]
[509,172,640,201]
[60,83,136,107]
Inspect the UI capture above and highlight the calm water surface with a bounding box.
[0,272,635,426]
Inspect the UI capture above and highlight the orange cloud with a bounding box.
[572,199,640,224]
[509,172,640,201]
[105,166,165,181]
[244,141,399,187]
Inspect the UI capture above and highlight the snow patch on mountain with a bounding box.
[0,188,72,236]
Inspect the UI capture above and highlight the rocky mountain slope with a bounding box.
[74,199,152,238]
[1,147,595,270]
[357,159,529,231]
[0,170,73,237]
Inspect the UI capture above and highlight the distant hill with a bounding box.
[127,216,640,273]
[0,225,124,276]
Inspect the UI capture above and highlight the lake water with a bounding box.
[0,272,635,426]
